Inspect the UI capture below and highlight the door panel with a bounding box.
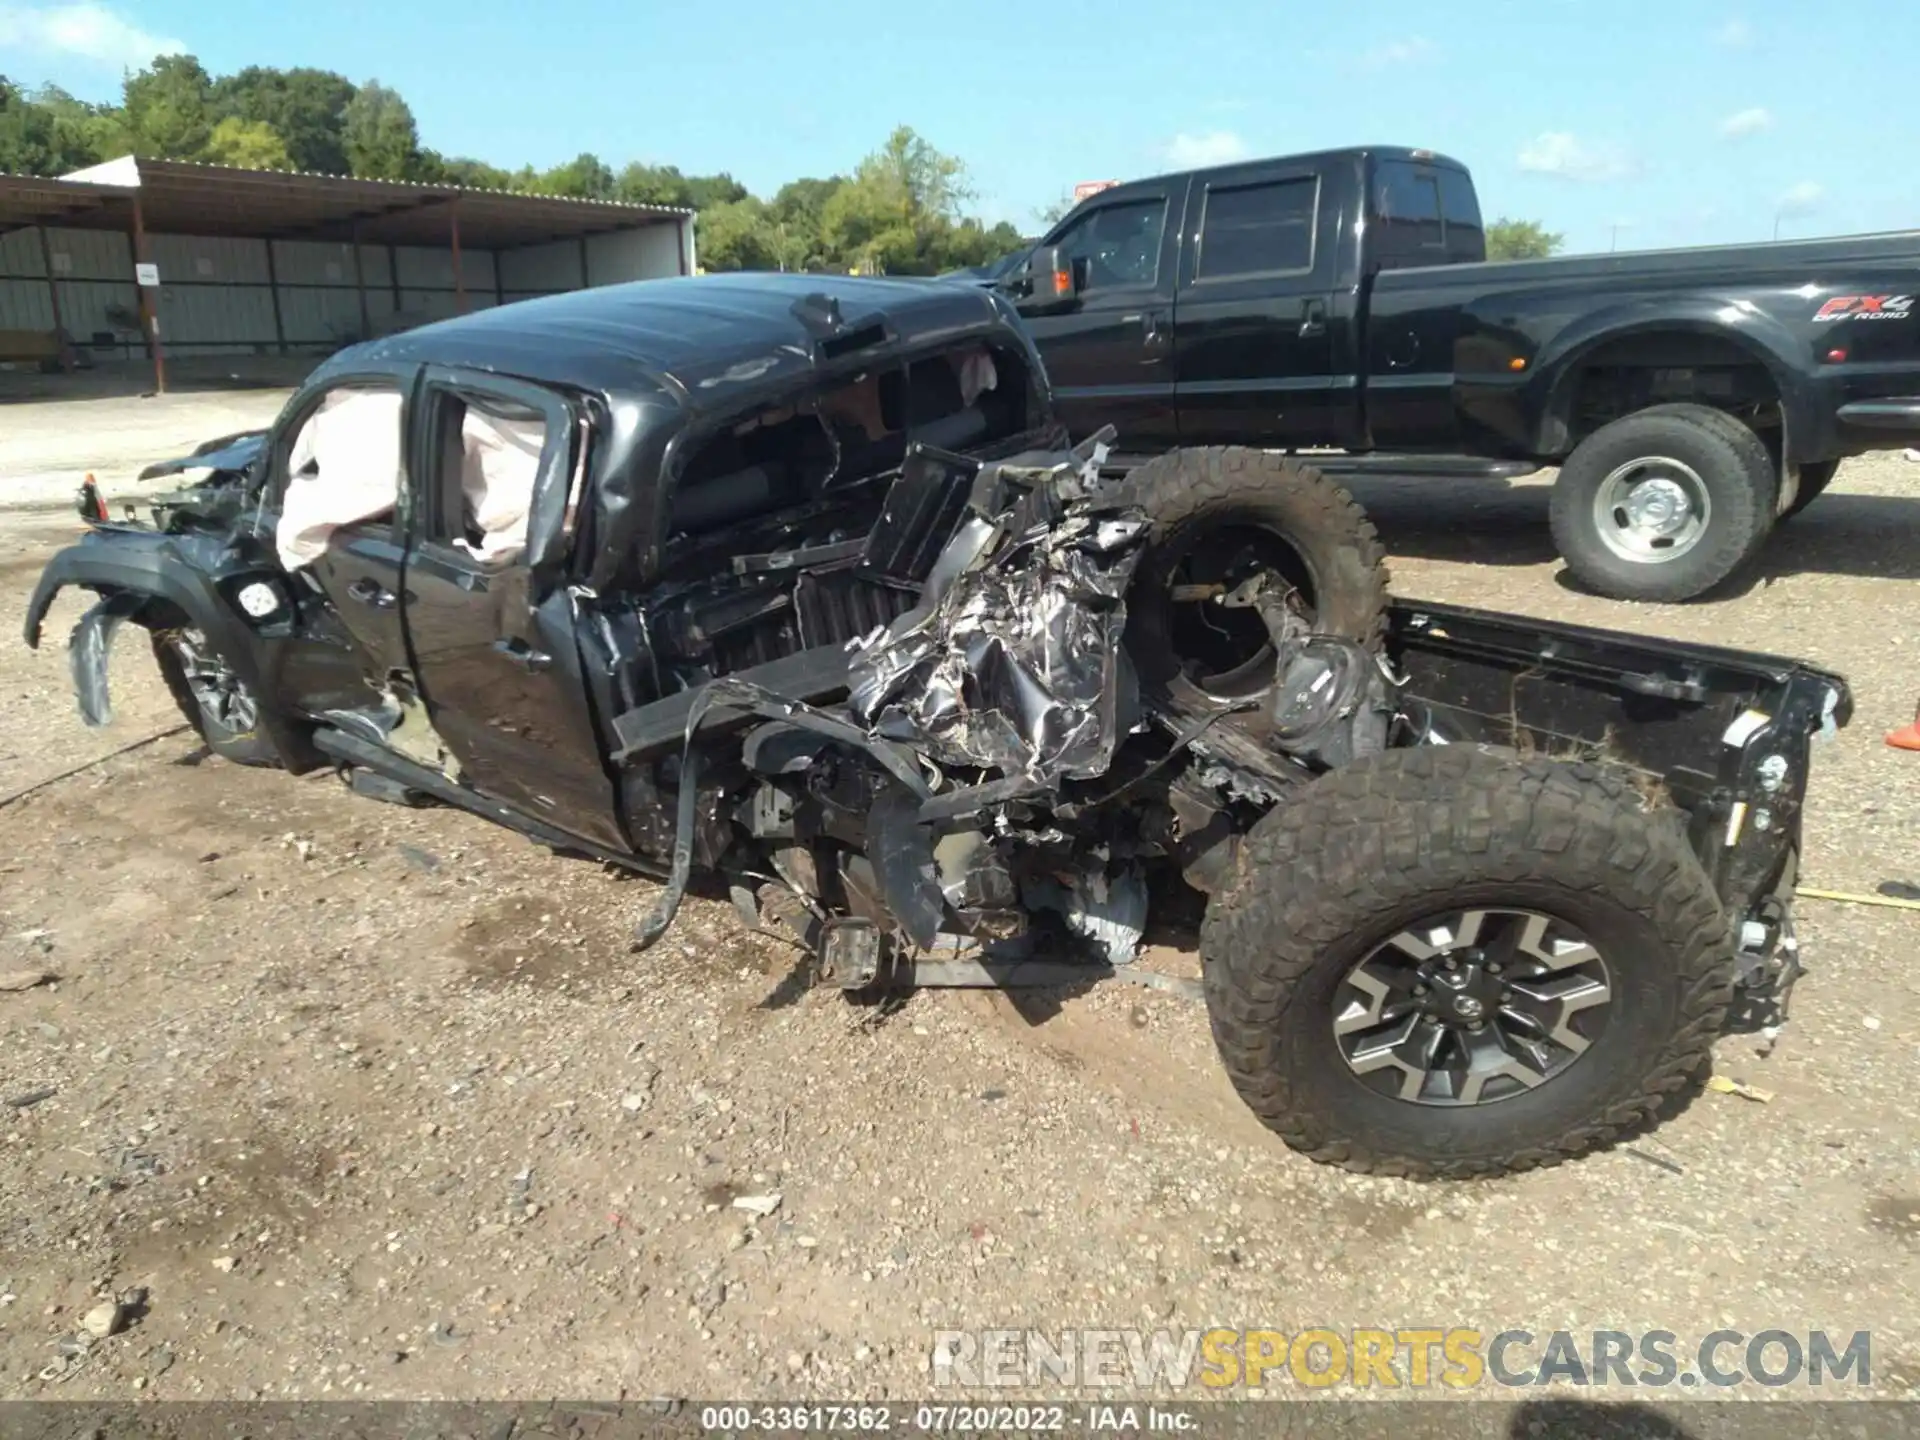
[303,521,410,677]
[1171,167,1354,447]
[265,373,416,718]
[1022,185,1183,445]
[400,368,625,850]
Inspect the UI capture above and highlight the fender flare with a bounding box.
[1523,300,1819,460]
[23,533,319,769]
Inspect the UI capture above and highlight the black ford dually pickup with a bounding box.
[996,145,1920,601]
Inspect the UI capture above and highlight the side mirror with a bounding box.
[1012,246,1080,315]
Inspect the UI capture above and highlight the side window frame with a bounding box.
[1374,161,1449,267]
[413,366,582,588]
[1048,195,1171,293]
[1188,173,1321,286]
[264,366,415,540]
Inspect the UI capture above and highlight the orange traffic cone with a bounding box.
[1888,700,1920,751]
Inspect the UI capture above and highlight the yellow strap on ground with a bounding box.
[1796,886,1920,912]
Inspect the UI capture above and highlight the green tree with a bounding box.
[203,116,291,170]
[684,172,747,209]
[211,66,354,173]
[698,196,783,271]
[0,79,124,173]
[820,125,975,275]
[1485,217,1563,261]
[34,85,129,166]
[341,80,420,179]
[418,152,514,190]
[766,176,845,269]
[931,217,1025,272]
[122,54,214,159]
[534,151,616,199]
[615,162,693,207]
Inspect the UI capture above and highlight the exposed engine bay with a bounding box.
[619,430,1450,986]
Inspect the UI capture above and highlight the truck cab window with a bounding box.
[1438,168,1486,262]
[1195,177,1317,280]
[1374,161,1446,270]
[1053,198,1167,291]
[424,390,549,565]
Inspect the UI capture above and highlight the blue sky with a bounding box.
[3,0,1915,253]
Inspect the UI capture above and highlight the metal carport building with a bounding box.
[0,156,694,391]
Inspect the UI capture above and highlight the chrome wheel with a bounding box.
[1333,907,1612,1107]
[1592,457,1711,564]
[169,628,258,735]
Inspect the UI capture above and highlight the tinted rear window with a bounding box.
[1374,161,1482,268]
[1195,176,1317,280]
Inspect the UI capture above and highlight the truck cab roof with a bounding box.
[320,272,1028,414]
[1054,144,1470,228]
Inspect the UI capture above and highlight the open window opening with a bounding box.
[665,342,1037,542]
[425,389,550,565]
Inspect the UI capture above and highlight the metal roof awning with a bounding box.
[1,156,689,247]
[0,172,136,234]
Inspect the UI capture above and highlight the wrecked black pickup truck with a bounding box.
[25,274,1852,1179]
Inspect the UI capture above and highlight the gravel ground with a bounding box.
[1,396,1918,1410]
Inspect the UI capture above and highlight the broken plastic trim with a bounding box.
[69,592,151,727]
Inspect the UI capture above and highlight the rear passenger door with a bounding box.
[1020,184,1184,446]
[400,368,626,850]
[1170,163,1351,447]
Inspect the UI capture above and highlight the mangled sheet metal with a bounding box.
[849,456,1148,786]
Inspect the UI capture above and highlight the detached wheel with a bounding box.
[1782,459,1839,520]
[1117,447,1389,724]
[151,626,281,767]
[1199,747,1731,1179]
[1549,403,1775,601]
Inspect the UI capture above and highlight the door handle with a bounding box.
[1299,301,1328,340]
[493,636,552,673]
[1142,310,1171,352]
[346,576,397,609]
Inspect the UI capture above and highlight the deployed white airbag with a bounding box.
[275,388,404,571]
[455,408,545,563]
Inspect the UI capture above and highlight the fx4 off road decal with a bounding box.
[1813,294,1915,322]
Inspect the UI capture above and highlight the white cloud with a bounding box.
[1718,106,1772,139]
[1715,17,1754,48]
[1157,131,1250,169]
[1359,36,1435,69]
[0,2,182,69]
[1777,181,1823,216]
[1516,131,1637,182]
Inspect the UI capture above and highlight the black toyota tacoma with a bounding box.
[992,145,1920,602]
[25,274,1850,1179]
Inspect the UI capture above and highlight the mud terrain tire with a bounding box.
[1117,448,1389,726]
[1199,746,1732,1179]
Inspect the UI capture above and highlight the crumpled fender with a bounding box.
[136,429,267,482]
[23,531,232,652]
[22,531,317,768]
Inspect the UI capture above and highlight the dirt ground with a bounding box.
[2,391,1919,1408]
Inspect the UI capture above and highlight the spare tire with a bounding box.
[1116,447,1389,726]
